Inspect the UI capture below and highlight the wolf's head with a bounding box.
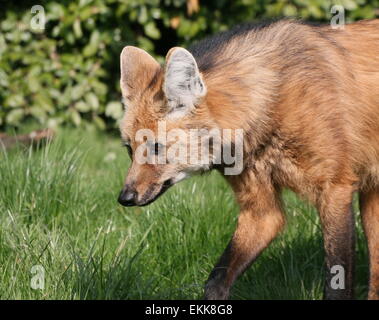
[117,46,228,207]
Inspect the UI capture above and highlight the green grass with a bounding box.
[0,128,370,299]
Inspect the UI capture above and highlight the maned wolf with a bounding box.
[117,19,379,300]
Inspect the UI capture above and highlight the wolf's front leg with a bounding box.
[359,188,379,300]
[204,179,285,300]
[317,184,356,300]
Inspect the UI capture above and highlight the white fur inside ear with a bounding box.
[164,48,206,118]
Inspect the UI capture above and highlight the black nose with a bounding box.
[118,187,137,206]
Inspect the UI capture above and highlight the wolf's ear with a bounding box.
[163,47,206,118]
[120,46,160,104]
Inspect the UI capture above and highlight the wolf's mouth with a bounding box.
[138,179,173,206]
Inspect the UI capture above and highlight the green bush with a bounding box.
[0,0,378,129]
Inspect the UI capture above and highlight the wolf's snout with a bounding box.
[118,186,137,206]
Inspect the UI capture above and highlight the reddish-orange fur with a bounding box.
[119,19,379,299]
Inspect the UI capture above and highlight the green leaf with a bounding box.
[27,76,41,93]
[72,84,87,100]
[105,101,123,120]
[138,6,148,24]
[75,100,90,112]
[283,4,297,17]
[35,92,54,112]
[73,19,83,38]
[4,94,25,108]
[85,92,99,110]
[6,109,24,124]
[30,106,47,121]
[70,109,82,126]
[93,115,106,130]
[144,22,161,39]
[83,30,100,57]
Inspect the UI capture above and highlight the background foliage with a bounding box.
[0,0,378,129]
